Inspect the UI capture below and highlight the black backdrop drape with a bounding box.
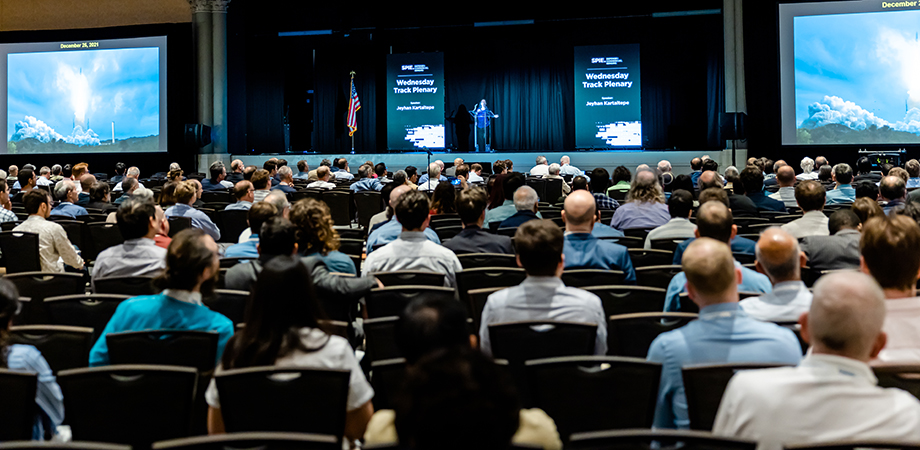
[229,11,725,155]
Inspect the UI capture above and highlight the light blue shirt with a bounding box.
[165,203,221,240]
[647,302,803,429]
[908,178,920,189]
[50,202,87,219]
[664,261,772,312]
[417,174,448,185]
[366,218,440,254]
[610,202,670,231]
[8,344,64,439]
[563,233,636,283]
[592,223,625,238]
[306,250,356,275]
[350,178,383,192]
[559,164,589,182]
[225,234,259,258]
[293,171,311,180]
[485,200,543,227]
[225,201,253,211]
[92,238,167,289]
[825,184,856,205]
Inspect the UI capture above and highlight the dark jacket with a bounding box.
[442,226,514,255]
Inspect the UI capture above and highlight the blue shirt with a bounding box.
[165,203,221,241]
[417,174,448,185]
[610,202,670,231]
[366,218,441,254]
[8,344,64,439]
[648,302,802,429]
[747,191,787,212]
[350,178,383,192]
[225,234,259,258]
[498,210,540,229]
[664,261,772,312]
[563,233,636,283]
[825,184,856,205]
[225,201,253,211]
[200,178,230,191]
[50,202,88,218]
[293,171,310,180]
[690,171,702,188]
[592,223,625,238]
[672,236,756,265]
[271,184,297,194]
[485,200,543,227]
[306,250,356,275]
[89,291,234,367]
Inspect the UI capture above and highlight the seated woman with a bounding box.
[430,181,457,215]
[86,181,112,211]
[206,255,374,444]
[606,165,632,196]
[289,199,357,275]
[0,278,64,439]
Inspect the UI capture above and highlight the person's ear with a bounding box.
[798,311,811,345]
[754,260,766,276]
[869,332,888,360]
[256,244,262,255]
[694,229,701,238]
[859,255,870,275]
[735,267,743,285]
[515,254,523,268]
[469,334,478,349]
[799,251,808,269]
[730,224,738,240]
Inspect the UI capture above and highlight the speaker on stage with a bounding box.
[184,124,212,147]
[720,112,747,141]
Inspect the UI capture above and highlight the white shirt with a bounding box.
[781,210,829,239]
[713,353,920,450]
[768,186,797,208]
[468,172,484,183]
[876,297,920,364]
[306,180,336,190]
[739,281,812,322]
[113,180,146,192]
[206,328,373,412]
[362,231,462,287]
[333,171,354,181]
[530,164,549,176]
[35,176,53,187]
[417,180,439,192]
[13,215,83,273]
[644,218,697,249]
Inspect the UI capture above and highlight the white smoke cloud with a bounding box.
[802,96,890,130]
[10,115,100,146]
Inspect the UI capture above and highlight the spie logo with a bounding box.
[592,57,623,65]
[402,64,429,72]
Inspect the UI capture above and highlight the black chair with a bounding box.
[5,272,85,324]
[468,286,506,331]
[732,217,770,234]
[202,289,250,326]
[364,316,402,364]
[0,220,23,232]
[215,366,350,439]
[635,265,683,289]
[200,191,234,204]
[732,252,756,265]
[650,237,690,252]
[93,275,157,296]
[597,235,645,249]
[370,358,407,411]
[322,191,352,226]
[8,325,94,373]
[527,356,662,440]
[682,363,791,431]
[628,248,675,268]
[497,227,518,237]
[106,330,219,372]
[434,225,463,241]
[567,429,757,450]
[167,216,192,237]
[219,257,256,268]
[874,365,920,401]
[583,286,667,318]
[0,369,37,441]
[456,253,517,269]
[785,444,920,450]
[371,270,446,287]
[58,365,198,448]
[364,285,455,318]
[544,178,564,203]
[622,228,654,239]
[44,294,130,338]
[561,269,627,288]
[85,222,124,262]
[337,238,365,257]
[607,313,698,357]
[489,321,598,363]
[54,220,85,251]
[526,178,546,200]
[456,267,527,306]
[151,432,340,450]
[217,210,250,244]
[0,231,40,273]
[354,191,384,230]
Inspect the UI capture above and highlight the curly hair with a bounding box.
[289,199,340,255]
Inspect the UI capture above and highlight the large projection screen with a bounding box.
[386,52,445,150]
[0,36,167,154]
[574,44,642,148]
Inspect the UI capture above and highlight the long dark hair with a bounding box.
[430,182,457,214]
[221,255,329,369]
[0,279,20,368]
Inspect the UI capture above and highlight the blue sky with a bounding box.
[794,9,920,128]
[7,46,159,142]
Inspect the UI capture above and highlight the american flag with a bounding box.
[347,76,361,137]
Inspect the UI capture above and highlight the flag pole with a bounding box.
[350,71,356,154]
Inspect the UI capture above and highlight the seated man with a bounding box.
[860,215,920,363]
[800,210,861,271]
[200,161,233,191]
[781,180,829,239]
[363,189,462,287]
[113,177,139,205]
[366,184,440,255]
[767,165,797,208]
[644,189,696,249]
[561,190,636,283]
[530,155,549,176]
[665,201,771,312]
[671,188,756,264]
[271,166,297,194]
[880,175,908,215]
[485,173,541,227]
[480,219,607,358]
[741,227,812,322]
[442,187,513,255]
[112,166,145,192]
[76,175,95,206]
[92,198,167,287]
[164,180,221,241]
[14,190,84,273]
[741,166,786,212]
[609,170,670,231]
[10,168,35,203]
[250,169,273,202]
[825,163,856,205]
[417,163,443,192]
[650,238,803,429]
[331,158,354,181]
[89,229,234,366]
[306,166,336,190]
[350,164,383,192]
[50,180,88,218]
[225,202,277,258]
[713,271,920,446]
[293,160,310,180]
[225,181,255,211]
[497,186,540,230]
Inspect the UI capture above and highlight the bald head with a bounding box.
[696,201,735,243]
[698,170,722,190]
[880,175,906,202]
[776,165,796,187]
[682,238,740,306]
[807,272,886,361]
[389,185,412,209]
[563,190,597,230]
[755,227,804,283]
[561,156,571,165]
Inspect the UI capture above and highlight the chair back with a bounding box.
[567,429,757,450]
[58,365,198,447]
[0,369,37,441]
[167,217,192,237]
[874,365,920,402]
[364,316,401,364]
[354,191,384,230]
[682,363,791,431]
[219,257,256,268]
[337,238,365,257]
[44,294,130,339]
[560,269,626,288]
[582,286,667,318]
[321,191,352,226]
[607,313,698,357]
[151,432,340,450]
[456,253,517,269]
[85,222,125,262]
[9,325,94,373]
[364,286,455,319]
[635,265,683,289]
[54,220,85,252]
[622,228,653,239]
[456,267,527,306]
[0,231,40,273]
[468,287,506,331]
[93,276,157,296]
[434,225,463,241]
[202,289,250,326]
[369,358,407,411]
[628,249,675,268]
[544,178,564,203]
[371,270,446,287]
[5,272,85,324]
[200,191,234,204]
[597,235,644,249]
[215,366,350,438]
[106,330,219,373]
[527,356,661,440]
[649,238,689,252]
[217,210,250,244]
[489,321,597,363]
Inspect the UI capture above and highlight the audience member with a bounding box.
[0,180,16,223]
[418,163,442,192]
[781,180,829,238]
[366,185,440,254]
[86,182,111,211]
[250,169,273,201]
[271,166,297,194]
[443,188,513,255]
[164,181,220,241]
[263,160,280,186]
[713,272,920,448]
[11,168,35,203]
[606,166,632,196]
[114,177,139,206]
[650,237,802,429]
[350,165,383,192]
[800,210,862,271]
[14,190,84,273]
[741,166,786,212]
[225,202,277,258]
[92,197,167,287]
[226,181,255,210]
[50,180,88,218]
[559,155,588,181]
[430,182,457,215]
[879,175,907,215]
[35,166,53,187]
[561,191,636,282]
[306,166,336,190]
[293,160,310,180]
[112,166,144,192]
[742,227,812,321]
[609,170,669,230]
[907,159,920,188]
[671,188,756,264]
[589,168,619,211]
[644,189,696,249]
[498,186,541,230]
[332,159,354,181]
[797,157,818,180]
[225,159,244,183]
[528,155,548,176]
[76,175,94,206]
[480,219,607,357]
[417,160,447,185]
[689,157,703,187]
[468,163,484,183]
[201,161,233,191]
[768,165,797,208]
[404,165,420,188]
[825,163,856,204]
[290,199,356,274]
[485,173,538,227]
[854,157,881,183]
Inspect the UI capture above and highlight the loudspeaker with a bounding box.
[720,112,747,141]
[184,124,212,147]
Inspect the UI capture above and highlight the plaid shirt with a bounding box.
[0,207,16,223]
[593,193,620,211]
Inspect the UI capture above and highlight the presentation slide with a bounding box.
[780,1,920,145]
[0,36,167,155]
[386,52,445,150]
[574,44,642,148]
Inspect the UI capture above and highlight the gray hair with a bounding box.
[40,166,50,176]
[169,163,181,172]
[801,157,815,173]
[657,160,672,173]
[51,164,62,175]
[54,180,74,201]
[548,163,561,175]
[513,185,539,210]
[127,166,140,177]
[132,187,154,201]
[278,165,293,178]
[724,166,740,179]
[428,162,441,179]
[536,156,547,165]
[265,191,290,211]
